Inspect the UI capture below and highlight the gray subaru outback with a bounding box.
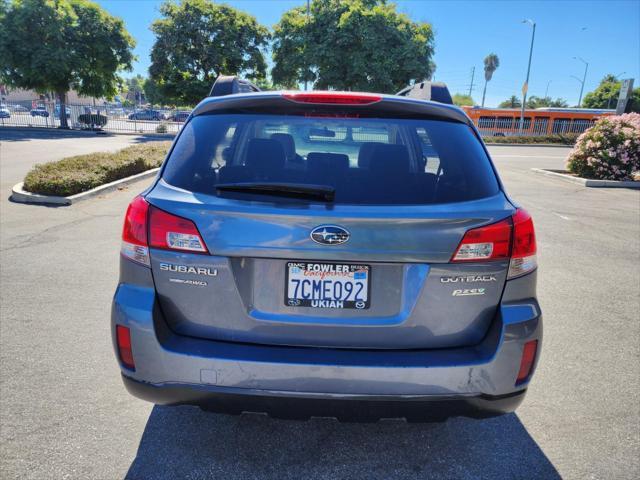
[112,78,541,421]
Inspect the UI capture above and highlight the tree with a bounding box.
[526,96,568,108]
[481,53,499,107]
[0,0,135,127]
[125,74,146,105]
[143,78,164,106]
[149,0,269,105]
[582,74,640,112]
[452,93,475,106]
[272,0,435,93]
[498,95,521,108]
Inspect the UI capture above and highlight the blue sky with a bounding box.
[98,0,640,107]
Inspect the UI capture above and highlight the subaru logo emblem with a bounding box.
[310,225,350,245]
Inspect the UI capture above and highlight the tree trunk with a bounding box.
[481,80,488,107]
[58,90,69,129]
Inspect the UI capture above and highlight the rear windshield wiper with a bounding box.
[216,182,335,202]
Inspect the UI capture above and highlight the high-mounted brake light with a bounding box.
[516,339,538,385]
[149,206,208,253]
[451,208,537,279]
[121,195,150,266]
[452,218,512,262]
[282,92,382,105]
[116,325,135,370]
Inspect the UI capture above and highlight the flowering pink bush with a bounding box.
[566,113,640,181]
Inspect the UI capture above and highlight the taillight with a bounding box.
[508,209,537,279]
[116,325,135,370]
[282,92,382,105]
[121,195,150,266]
[149,206,208,253]
[516,339,538,385]
[451,218,512,262]
[451,208,537,279]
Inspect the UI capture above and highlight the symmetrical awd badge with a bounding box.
[310,225,350,245]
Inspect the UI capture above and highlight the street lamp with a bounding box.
[573,56,588,107]
[519,19,536,134]
[544,80,552,98]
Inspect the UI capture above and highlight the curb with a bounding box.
[10,168,160,206]
[485,143,574,148]
[531,168,640,189]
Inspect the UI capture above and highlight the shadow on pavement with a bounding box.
[125,405,560,480]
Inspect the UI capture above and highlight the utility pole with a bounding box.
[519,19,536,134]
[573,56,588,107]
[544,80,552,98]
[304,0,310,91]
[468,66,476,97]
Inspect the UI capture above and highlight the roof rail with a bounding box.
[396,81,453,105]
[209,75,261,97]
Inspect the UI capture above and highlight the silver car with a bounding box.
[112,82,541,421]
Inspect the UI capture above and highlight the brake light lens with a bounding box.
[116,325,135,370]
[149,206,208,253]
[516,339,538,385]
[452,218,512,262]
[508,209,537,279]
[282,92,382,105]
[121,195,150,266]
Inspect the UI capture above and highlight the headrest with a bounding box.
[245,138,286,177]
[369,144,411,175]
[307,152,350,173]
[270,133,296,160]
[357,142,386,168]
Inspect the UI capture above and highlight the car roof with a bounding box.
[191,91,470,125]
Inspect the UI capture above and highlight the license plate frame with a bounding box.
[284,261,371,309]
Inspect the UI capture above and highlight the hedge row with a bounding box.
[483,134,579,145]
[23,142,172,197]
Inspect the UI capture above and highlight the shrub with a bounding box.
[484,134,579,145]
[567,113,640,180]
[78,113,108,128]
[156,122,168,134]
[23,142,172,196]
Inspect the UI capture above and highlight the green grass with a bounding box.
[23,142,172,197]
[483,134,579,145]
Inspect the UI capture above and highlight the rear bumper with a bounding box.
[112,281,542,418]
[122,374,526,421]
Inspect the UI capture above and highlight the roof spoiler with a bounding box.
[396,81,453,105]
[209,75,261,97]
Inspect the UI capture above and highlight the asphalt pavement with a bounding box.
[0,129,638,479]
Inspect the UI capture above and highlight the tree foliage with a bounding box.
[149,0,269,105]
[0,0,135,126]
[481,53,499,107]
[272,0,435,93]
[452,93,475,106]
[582,74,640,112]
[526,96,568,108]
[498,95,521,108]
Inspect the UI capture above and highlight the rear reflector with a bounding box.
[508,209,537,279]
[116,325,135,370]
[149,206,208,253]
[452,218,512,262]
[283,92,382,105]
[516,340,538,385]
[121,195,150,266]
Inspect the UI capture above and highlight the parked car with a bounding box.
[0,107,10,118]
[169,111,190,123]
[10,105,29,113]
[113,78,541,421]
[30,106,49,117]
[128,109,163,121]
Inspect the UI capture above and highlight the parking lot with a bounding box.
[1,129,638,479]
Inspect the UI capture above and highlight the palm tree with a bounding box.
[498,95,521,108]
[482,53,500,107]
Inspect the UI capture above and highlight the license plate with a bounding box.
[285,262,371,309]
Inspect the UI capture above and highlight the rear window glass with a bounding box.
[163,114,499,205]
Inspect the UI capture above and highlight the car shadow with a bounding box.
[125,405,560,480]
[0,127,172,143]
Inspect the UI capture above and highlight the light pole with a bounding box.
[573,56,588,107]
[544,80,552,98]
[519,19,536,134]
[304,0,310,91]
